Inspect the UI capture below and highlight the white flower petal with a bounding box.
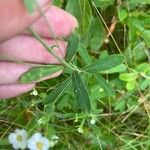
[8,133,17,144]
[15,129,20,134]
[20,129,28,139]
[42,137,49,144]
[12,143,19,150]
[31,132,42,141]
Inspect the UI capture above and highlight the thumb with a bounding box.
[0,0,51,43]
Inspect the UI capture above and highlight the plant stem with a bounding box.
[28,28,76,71]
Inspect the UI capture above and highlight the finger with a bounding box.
[0,35,67,64]
[0,62,63,85]
[0,84,35,99]
[0,0,51,42]
[30,6,78,38]
[0,62,31,84]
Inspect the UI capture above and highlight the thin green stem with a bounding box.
[28,28,78,71]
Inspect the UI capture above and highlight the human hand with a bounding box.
[0,0,78,99]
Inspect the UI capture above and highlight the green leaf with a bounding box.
[100,64,127,74]
[20,65,63,83]
[140,79,150,90]
[127,15,150,47]
[66,0,92,34]
[78,43,92,65]
[128,0,150,9]
[95,75,115,97]
[135,63,150,73]
[23,0,35,13]
[126,80,136,91]
[114,99,126,112]
[93,0,115,10]
[119,72,138,81]
[84,54,125,73]
[117,8,128,22]
[72,71,91,113]
[65,32,80,62]
[53,0,64,7]
[43,78,71,105]
[89,17,106,51]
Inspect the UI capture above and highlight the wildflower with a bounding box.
[8,129,28,150]
[38,117,46,125]
[49,135,59,147]
[30,89,38,96]
[27,133,50,150]
[77,127,84,134]
[90,118,96,125]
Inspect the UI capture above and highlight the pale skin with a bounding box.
[0,0,78,99]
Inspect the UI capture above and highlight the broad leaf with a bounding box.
[117,8,128,22]
[43,78,71,105]
[126,81,136,91]
[65,32,80,62]
[119,72,138,81]
[84,54,124,73]
[20,65,63,83]
[100,64,127,74]
[72,71,91,113]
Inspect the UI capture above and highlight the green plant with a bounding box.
[1,0,150,149]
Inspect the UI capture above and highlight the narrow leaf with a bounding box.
[72,71,91,113]
[84,54,124,73]
[20,65,63,83]
[65,32,80,62]
[78,43,92,65]
[43,78,71,105]
[95,75,115,97]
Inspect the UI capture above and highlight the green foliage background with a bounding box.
[1,0,150,149]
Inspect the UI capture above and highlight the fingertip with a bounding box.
[31,6,79,38]
[0,83,35,99]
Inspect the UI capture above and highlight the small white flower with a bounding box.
[49,140,55,147]
[30,89,38,96]
[90,118,96,125]
[8,129,28,150]
[49,135,59,147]
[27,133,50,150]
[51,135,59,141]
[77,127,84,134]
[38,117,46,125]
